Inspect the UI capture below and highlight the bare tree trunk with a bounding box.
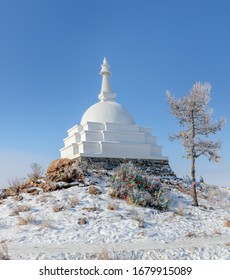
[191,109,199,207]
[191,154,199,206]
[192,181,198,206]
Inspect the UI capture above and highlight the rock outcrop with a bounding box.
[46,158,84,183]
[0,157,176,203]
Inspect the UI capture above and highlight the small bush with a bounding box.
[8,177,26,189]
[28,163,43,179]
[109,162,168,210]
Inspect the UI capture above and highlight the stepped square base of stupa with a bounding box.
[60,121,167,161]
[73,156,175,177]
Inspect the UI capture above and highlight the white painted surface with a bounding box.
[60,58,167,160]
[98,57,116,102]
[81,101,135,125]
[60,120,167,159]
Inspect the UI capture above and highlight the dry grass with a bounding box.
[10,204,31,216]
[0,241,9,260]
[130,208,138,217]
[28,163,43,179]
[89,247,139,260]
[224,219,230,227]
[185,231,196,238]
[205,185,230,209]
[68,196,80,207]
[37,193,52,203]
[88,185,101,195]
[97,247,111,260]
[214,228,222,235]
[107,201,119,210]
[41,218,52,229]
[18,214,34,225]
[78,217,88,225]
[176,204,185,216]
[52,203,66,212]
[137,231,145,238]
[7,177,26,189]
[82,206,100,212]
[89,247,117,260]
[134,215,145,228]
[14,195,23,201]
[176,183,191,195]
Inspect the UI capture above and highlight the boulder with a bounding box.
[42,183,57,192]
[46,158,84,183]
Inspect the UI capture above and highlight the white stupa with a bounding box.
[60,58,167,160]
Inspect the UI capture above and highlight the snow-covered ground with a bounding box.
[0,173,229,260]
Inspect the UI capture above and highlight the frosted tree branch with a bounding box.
[166,82,226,206]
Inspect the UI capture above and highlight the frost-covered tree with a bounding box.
[166,82,226,206]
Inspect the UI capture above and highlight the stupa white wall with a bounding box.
[60,58,167,160]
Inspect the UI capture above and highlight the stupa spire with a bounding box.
[98,57,116,101]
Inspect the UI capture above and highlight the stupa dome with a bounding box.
[81,101,135,125]
[81,58,135,125]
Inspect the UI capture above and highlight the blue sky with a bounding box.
[0,0,229,188]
